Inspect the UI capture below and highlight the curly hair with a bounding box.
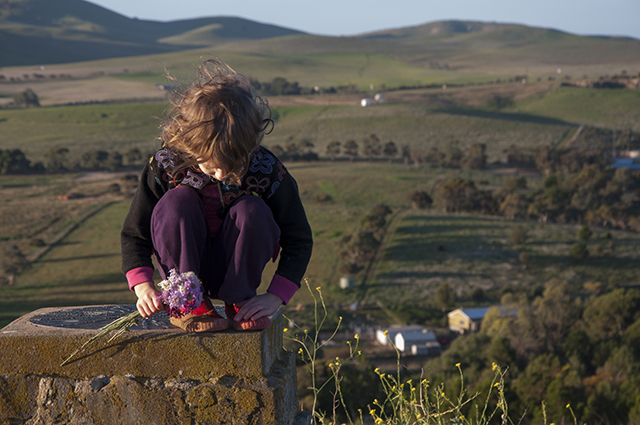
[161,59,273,185]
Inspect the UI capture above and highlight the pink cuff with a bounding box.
[126,267,155,291]
[267,274,299,305]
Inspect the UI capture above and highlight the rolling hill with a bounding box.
[1,0,639,77]
[0,0,303,65]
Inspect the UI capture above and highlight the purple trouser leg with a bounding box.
[150,185,280,303]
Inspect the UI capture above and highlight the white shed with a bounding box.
[395,328,438,353]
[376,325,422,346]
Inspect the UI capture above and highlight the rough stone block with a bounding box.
[0,305,300,425]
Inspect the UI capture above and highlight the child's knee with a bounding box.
[153,186,204,223]
[229,196,277,231]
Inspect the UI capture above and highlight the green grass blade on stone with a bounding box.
[60,310,141,366]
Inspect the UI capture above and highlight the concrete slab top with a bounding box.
[0,305,284,380]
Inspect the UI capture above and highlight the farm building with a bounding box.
[395,328,440,355]
[376,325,441,355]
[447,307,491,334]
[376,325,423,346]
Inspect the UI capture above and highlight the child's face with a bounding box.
[198,160,227,181]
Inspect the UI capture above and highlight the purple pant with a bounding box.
[150,185,280,304]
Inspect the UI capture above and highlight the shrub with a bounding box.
[570,242,589,262]
[578,225,593,241]
[407,190,433,210]
[510,224,527,245]
[29,238,46,247]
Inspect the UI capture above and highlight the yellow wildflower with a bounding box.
[455,363,460,367]
[374,367,380,373]
[492,362,498,371]
[383,330,389,336]
[416,413,422,419]
[370,409,376,415]
[283,328,288,332]
[354,333,359,339]
[566,404,571,408]
[316,286,321,291]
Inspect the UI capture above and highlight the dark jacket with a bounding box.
[121,146,313,287]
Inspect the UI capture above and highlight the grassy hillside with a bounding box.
[0,98,572,163]
[513,86,640,131]
[369,211,640,307]
[3,83,639,167]
[0,102,166,160]
[1,0,638,81]
[3,161,640,330]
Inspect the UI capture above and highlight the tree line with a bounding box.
[0,146,152,174]
[432,162,640,233]
[251,76,360,96]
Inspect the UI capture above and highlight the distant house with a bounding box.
[395,328,440,355]
[376,325,422,346]
[375,325,441,355]
[447,307,491,334]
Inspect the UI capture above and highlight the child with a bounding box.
[121,59,313,332]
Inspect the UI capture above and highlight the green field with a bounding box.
[0,102,166,161]
[0,202,138,327]
[2,84,639,166]
[514,86,640,131]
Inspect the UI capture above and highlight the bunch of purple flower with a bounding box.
[156,269,204,318]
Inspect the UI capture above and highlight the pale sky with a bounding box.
[85,0,640,40]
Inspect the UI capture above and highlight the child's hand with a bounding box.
[234,293,283,321]
[133,281,164,318]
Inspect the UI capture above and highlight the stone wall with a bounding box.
[0,305,308,425]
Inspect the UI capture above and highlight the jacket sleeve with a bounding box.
[121,160,166,275]
[265,171,313,288]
